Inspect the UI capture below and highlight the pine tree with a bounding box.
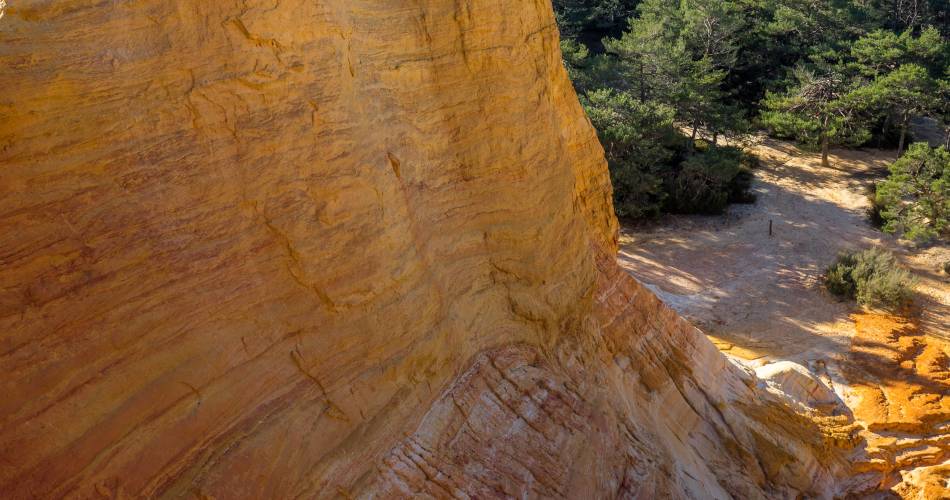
[875,143,950,242]
[849,26,947,78]
[761,67,867,167]
[849,64,939,156]
[582,89,676,218]
[603,0,747,144]
[553,0,640,39]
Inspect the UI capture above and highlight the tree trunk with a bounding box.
[897,115,909,158]
[820,114,830,168]
[882,113,892,141]
[639,62,646,102]
[821,134,830,168]
[712,132,719,146]
[689,121,699,154]
[897,127,907,158]
[944,127,949,149]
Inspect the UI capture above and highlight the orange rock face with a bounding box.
[847,314,949,436]
[1,1,852,498]
[844,312,950,495]
[892,462,950,500]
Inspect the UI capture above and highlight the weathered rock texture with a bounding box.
[843,312,950,495]
[892,462,950,500]
[1,1,853,498]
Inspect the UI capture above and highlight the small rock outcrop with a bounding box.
[1,1,856,497]
[756,361,841,413]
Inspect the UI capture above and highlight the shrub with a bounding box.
[825,252,858,298]
[943,261,950,275]
[729,152,760,204]
[866,183,886,228]
[609,162,667,219]
[824,248,916,309]
[582,89,676,219]
[666,146,755,214]
[581,88,758,219]
[740,151,761,171]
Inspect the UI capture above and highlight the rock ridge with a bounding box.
[1,0,853,497]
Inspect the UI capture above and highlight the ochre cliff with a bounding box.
[1,1,855,498]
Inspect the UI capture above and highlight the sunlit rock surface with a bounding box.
[755,361,841,413]
[1,1,855,498]
[843,312,950,496]
[892,462,950,499]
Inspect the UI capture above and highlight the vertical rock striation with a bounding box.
[1,1,852,498]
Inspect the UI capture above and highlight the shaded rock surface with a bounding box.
[1,1,856,498]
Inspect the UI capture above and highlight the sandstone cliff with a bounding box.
[1,1,853,498]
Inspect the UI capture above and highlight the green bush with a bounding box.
[582,89,676,219]
[740,151,761,171]
[665,146,756,214]
[866,184,886,228]
[943,261,950,275]
[825,252,858,298]
[824,248,916,309]
[580,89,758,219]
[730,152,760,204]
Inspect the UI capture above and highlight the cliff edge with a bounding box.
[1,1,854,497]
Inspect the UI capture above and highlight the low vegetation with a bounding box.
[825,248,917,309]
[582,89,756,219]
[866,183,888,229]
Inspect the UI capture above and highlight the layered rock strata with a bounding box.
[1,1,854,497]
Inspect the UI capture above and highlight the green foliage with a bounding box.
[666,146,756,213]
[581,88,755,218]
[765,0,864,50]
[733,151,760,202]
[559,0,769,219]
[553,0,639,39]
[852,64,941,150]
[866,184,887,228]
[560,39,625,94]
[602,0,750,139]
[874,143,950,242]
[861,0,950,34]
[825,248,917,309]
[554,0,949,220]
[826,253,861,294]
[825,252,858,297]
[583,89,675,218]
[849,27,947,77]
[939,72,950,140]
[561,39,596,93]
[760,67,871,164]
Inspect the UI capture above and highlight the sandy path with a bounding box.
[619,137,947,362]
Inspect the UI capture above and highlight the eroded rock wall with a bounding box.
[1,1,850,498]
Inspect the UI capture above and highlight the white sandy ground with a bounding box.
[618,137,948,366]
